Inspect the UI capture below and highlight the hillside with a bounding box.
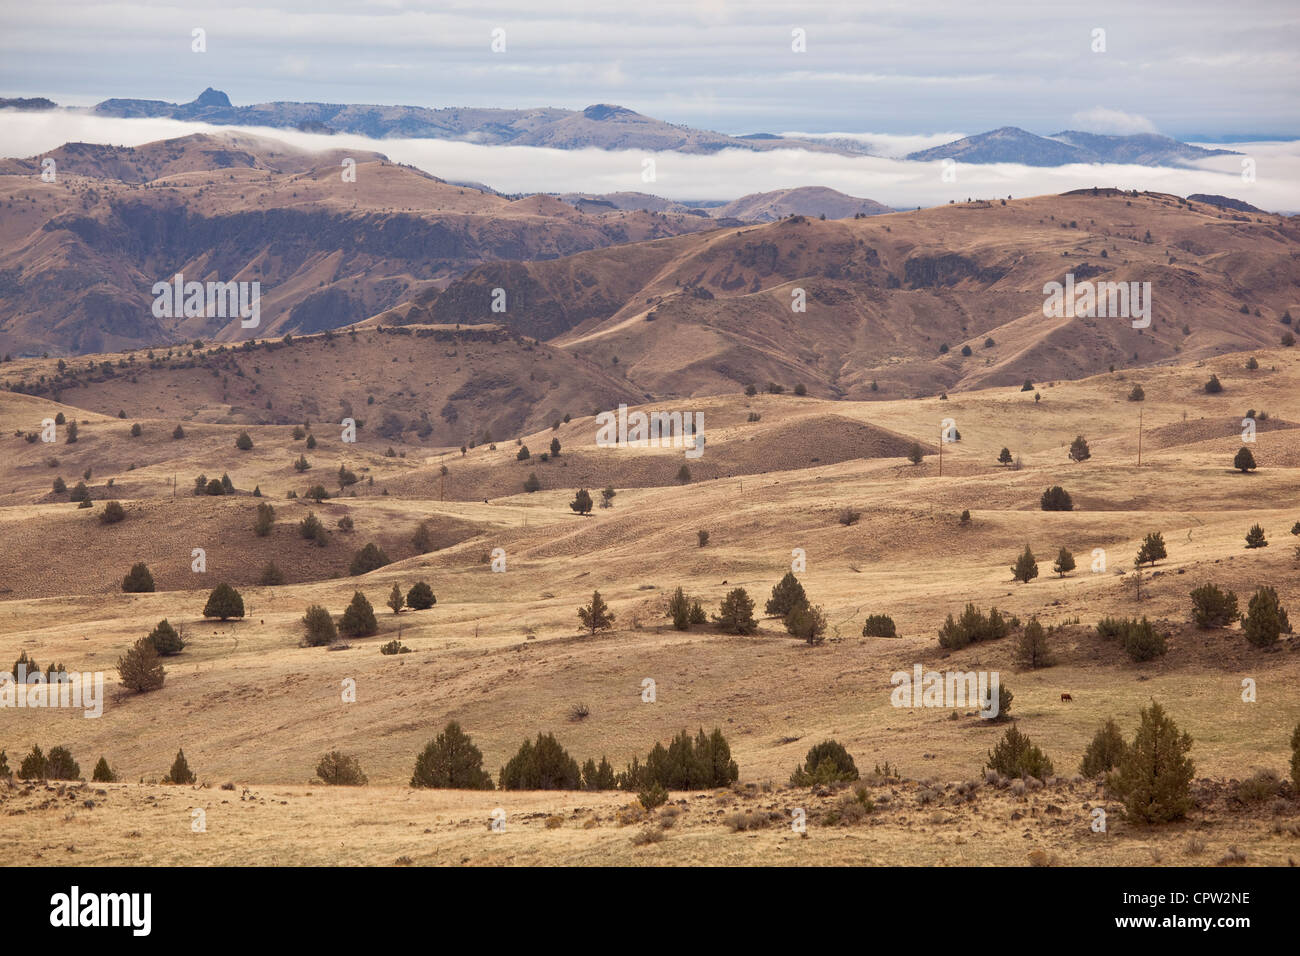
[0,132,720,355]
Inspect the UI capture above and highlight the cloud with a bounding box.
[2,112,1297,214]
[1068,108,1159,135]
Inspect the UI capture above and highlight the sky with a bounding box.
[1,0,1297,140]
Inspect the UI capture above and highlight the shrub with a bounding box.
[1015,617,1054,668]
[172,424,184,439]
[306,433,317,449]
[577,590,615,634]
[339,591,378,637]
[121,562,155,593]
[985,725,1054,780]
[861,614,897,638]
[697,529,709,547]
[99,500,126,524]
[164,748,196,784]
[69,480,89,502]
[348,542,390,575]
[1011,544,1038,583]
[784,600,828,645]
[1242,586,1290,648]
[1244,524,1267,549]
[117,637,165,692]
[46,746,81,781]
[294,454,310,472]
[298,512,324,541]
[938,604,1009,650]
[235,431,253,450]
[316,751,368,785]
[1068,435,1091,462]
[406,581,436,610]
[52,476,66,494]
[386,582,404,614]
[837,507,861,526]
[638,783,669,811]
[499,733,582,790]
[1204,374,1223,394]
[570,488,593,514]
[1113,702,1194,823]
[202,583,245,621]
[1128,384,1145,401]
[907,443,923,465]
[1040,486,1073,511]
[91,757,117,783]
[668,586,692,630]
[1190,583,1239,627]
[765,571,806,617]
[550,437,561,457]
[1121,617,1168,662]
[676,464,691,483]
[713,588,758,634]
[251,501,276,537]
[523,472,541,493]
[259,561,285,586]
[411,722,494,789]
[789,740,859,786]
[379,639,410,655]
[1079,718,1127,777]
[147,619,185,656]
[301,605,338,646]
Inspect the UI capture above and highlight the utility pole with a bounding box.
[938,428,943,477]
[1137,407,1143,467]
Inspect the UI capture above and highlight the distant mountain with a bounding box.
[91,89,847,156]
[1187,194,1262,213]
[712,187,892,222]
[0,96,57,111]
[907,126,1238,167]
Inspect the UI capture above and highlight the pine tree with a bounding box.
[577,590,615,634]
[164,748,196,784]
[202,583,245,620]
[1052,547,1076,577]
[998,447,1013,466]
[570,488,593,515]
[1114,701,1194,823]
[1079,718,1127,778]
[117,636,165,692]
[1068,435,1091,462]
[713,588,758,634]
[339,591,378,637]
[1011,544,1039,583]
[410,722,494,789]
[386,582,404,614]
[1015,617,1054,668]
[92,756,117,783]
[765,571,807,617]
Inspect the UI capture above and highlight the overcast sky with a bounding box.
[1,0,1297,140]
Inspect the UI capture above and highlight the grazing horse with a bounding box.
[1060,693,1073,702]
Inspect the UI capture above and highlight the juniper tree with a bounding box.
[1242,586,1290,648]
[1189,583,1239,627]
[301,605,337,646]
[784,600,828,645]
[1052,547,1076,577]
[789,740,859,786]
[147,619,185,656]
[1136,531,1167,566]
[523,472,541,493]
[1015,617,1054,668]
[202,583,245,621]
[18,745,47,780]
[253,501,275,536]
[1068,435,1091,462]
[406,581,436,610]
[577,590,615,635]
[713,588,758,635]
[1244,523,1268,549]
[316,752,367,786]
[570,488,593,515]
[765,571,807,617]
[91,756,117,783]
[908,442,923,465]
[339,591,378,637]
[117,637,165,693]
[410,722,494,789]
[498,733,582,790]
[998,447,1013,466]
[121,562,155,593]
[668,586,691,630]
[164,748,196,784]
[1079,718,1128,778]
[1113,702,1194,823]
[349,542,390,575]
[1011,544,1039,583]
[1040,486,1073,511]
[46,746,80,781]
[235,431,253,450]
[387,582,405,615]
[600,486,616,508]
[985,725,1053,779]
